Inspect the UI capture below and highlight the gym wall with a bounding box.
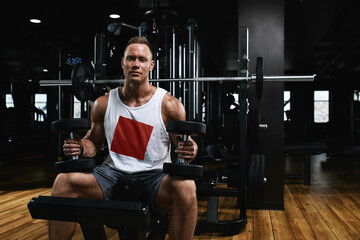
[238,0,285,209]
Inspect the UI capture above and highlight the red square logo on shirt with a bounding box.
[110,116,154,161]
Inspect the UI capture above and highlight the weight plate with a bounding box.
[51,118,91,134]
[55,158,96,173]
[166,121,206,135]
[163,162,203,178]
[71,63,95,101]
[256,57,264,101]
[247,154,265,209]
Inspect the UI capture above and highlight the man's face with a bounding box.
[121,43,154,83]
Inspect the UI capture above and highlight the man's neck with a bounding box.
[119,81,156,107]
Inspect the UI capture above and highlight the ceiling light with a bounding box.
[30,19,41,24]
[109,14,120,19]
[43,68,48,72]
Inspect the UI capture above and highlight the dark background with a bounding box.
[1,0,360,208]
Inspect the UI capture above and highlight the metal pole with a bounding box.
[183,44,187,107]
[187,25,194,120]
[169,46,173,94]
[172,28,176,98]
[39,74,316,87]
[156,58,160,88]
[57,48,62,156]
[238,25,248,220]
[120,22,139,30]
[193,36,197,120]
[178,44,183,103]
[58,48,62,120]
[195,37,201,121]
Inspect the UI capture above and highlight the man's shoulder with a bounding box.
[96,93,110,106]
[92,92,110,117]
[162,92,179,108]
[162,92,186,121]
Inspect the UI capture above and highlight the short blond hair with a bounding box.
[124,36,153,58]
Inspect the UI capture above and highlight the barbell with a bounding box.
[39,57,316,101]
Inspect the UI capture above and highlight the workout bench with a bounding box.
[284,143,327,185]
[28,175,170,240]
[28,196,150,240]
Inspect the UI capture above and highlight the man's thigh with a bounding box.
[53,171,103,200]
[155,175,174,210]
[155,175,196,210]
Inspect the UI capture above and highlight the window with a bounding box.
[314,90,329,123]
[231,93,239,109]
[73,96,82,118]
[5,94,14,108]
[284,91,291,121]
[34,93,47,122]
[354,90,360,101]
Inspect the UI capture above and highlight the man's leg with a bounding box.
[48,172,104,240]
[156,175,198,240]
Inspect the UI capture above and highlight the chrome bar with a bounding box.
[251,74,316,82]
[39,74,316,86]
[40,80,73,86]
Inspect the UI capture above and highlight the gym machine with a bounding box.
[34,18,315,236]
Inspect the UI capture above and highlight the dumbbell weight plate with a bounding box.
[166,121,206,136]
[51,118,91,135]
[55,158,96,173]
[163,162,203,178]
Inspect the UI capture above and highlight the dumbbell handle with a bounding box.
[178,134,189,164]
[69,132,78,160]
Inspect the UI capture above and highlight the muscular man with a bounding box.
[49,36,199,240]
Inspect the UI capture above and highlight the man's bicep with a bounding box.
[165,96,187,146]
[88,123,105,150]
[85,98,106,149]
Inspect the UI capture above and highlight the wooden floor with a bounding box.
[1,154,360,239]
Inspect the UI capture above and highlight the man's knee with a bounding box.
[172,178,197,204]
[51,173,80,198]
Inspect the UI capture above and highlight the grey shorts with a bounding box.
[91,164,166,211]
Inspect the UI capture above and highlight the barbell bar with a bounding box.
[39,57,315,101]
[39,75,315,86]
[40,74,315,101]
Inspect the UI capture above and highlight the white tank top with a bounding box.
[103,87,171,173]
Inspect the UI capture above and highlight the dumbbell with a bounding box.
[163,121,206,178]
[51,119,96,173]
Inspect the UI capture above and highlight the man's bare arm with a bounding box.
[162,93,198,162]
[81,95,108,158]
